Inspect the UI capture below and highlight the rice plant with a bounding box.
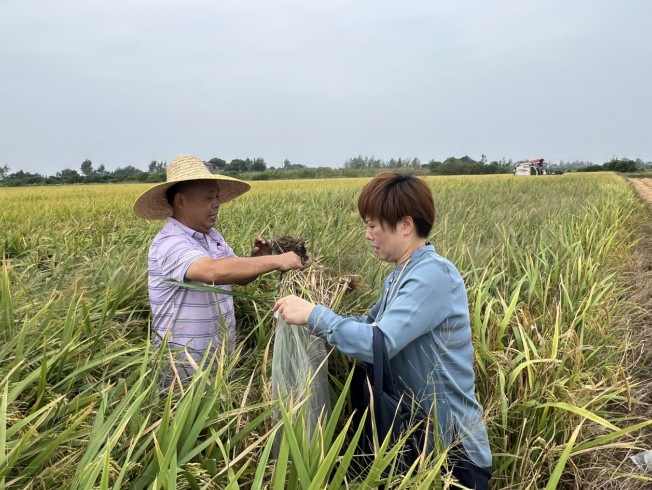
[1,173,651,488]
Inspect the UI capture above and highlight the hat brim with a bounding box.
[133,175,251,220]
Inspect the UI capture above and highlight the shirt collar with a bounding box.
[166,217,221,241]
[409,244,435,261]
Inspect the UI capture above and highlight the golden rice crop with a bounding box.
[1,173,651,489]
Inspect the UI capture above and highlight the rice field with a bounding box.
[1,173,652,489]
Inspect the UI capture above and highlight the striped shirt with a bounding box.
[148,217,237,362]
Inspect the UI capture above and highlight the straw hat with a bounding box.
[133,155,251,220]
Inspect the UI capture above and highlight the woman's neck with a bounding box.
[394,240,426,267]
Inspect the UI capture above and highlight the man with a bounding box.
[134,155,303,375]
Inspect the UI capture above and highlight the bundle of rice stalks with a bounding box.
[270,234,360,310]
[279,262,360,312]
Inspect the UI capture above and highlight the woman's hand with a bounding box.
[273,295,316,325]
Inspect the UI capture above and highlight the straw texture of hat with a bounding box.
[133,155,251,220]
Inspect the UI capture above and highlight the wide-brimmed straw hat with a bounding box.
[133,155,251,220]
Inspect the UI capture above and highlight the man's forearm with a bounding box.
[185,255,284,285]
[232,272,262,286]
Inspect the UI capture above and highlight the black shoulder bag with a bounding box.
[350,324,427,472]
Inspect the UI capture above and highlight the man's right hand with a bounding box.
[278,252,304,271]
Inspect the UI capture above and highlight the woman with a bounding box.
[273,173,492,489]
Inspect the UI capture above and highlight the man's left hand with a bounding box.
[273,295,316,325]
[251,237,273,257]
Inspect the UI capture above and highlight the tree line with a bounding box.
[0,160,170,186]
[575,158,650,173]
[0,157,310,186]
[343,155,514,175]
[1,155,649,187]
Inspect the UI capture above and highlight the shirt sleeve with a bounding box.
[154,235,209,283]
[223,240,237,259]
[307,261,457,363]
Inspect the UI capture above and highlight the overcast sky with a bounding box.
[1,0,651,174]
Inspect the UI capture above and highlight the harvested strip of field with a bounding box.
[0,174,651,489]
[632,178,652,205]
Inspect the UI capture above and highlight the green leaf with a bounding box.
[165,281,274,301]
[279,403,312,490]
[536,402,619,431]
[251,429,278,490]
[546,419,584,490]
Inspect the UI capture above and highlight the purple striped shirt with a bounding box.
[148,217,237,358]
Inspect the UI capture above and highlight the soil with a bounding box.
[632,178,652,205]
[270,235,310,265]
[616,178,652,488]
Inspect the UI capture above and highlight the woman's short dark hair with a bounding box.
[358,173,435,238]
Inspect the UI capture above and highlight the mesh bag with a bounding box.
[271,316,331,452]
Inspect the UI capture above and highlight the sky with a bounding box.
[1,0,651,175]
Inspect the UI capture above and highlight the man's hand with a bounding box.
[251,237,273,257]
[273,295,316,325]
[278,252,304,272]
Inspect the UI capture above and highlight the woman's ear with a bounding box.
[401,216,414,236]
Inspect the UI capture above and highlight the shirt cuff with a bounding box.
[308,304,339,336]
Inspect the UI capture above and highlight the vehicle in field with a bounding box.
[513,159,564,176]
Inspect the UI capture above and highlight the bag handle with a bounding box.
[372,324,399,398]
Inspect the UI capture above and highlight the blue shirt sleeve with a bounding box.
[307,261,457,363]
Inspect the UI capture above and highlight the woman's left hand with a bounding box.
[273,295,316,325]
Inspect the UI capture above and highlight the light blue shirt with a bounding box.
[308,245,492,468]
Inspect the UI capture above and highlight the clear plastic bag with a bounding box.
[271,316,331,453]
[631,449,652,472]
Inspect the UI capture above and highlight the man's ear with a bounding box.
[174,192,185,209]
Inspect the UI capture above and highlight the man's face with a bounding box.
[175,180,221,233]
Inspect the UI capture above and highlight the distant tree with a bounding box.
[228,159,247,173]
[57,168,82,183]
[576,165,604,172]
[96,164,107,175]
[281,159,306,170]
[148,160,167,173]
[426,156,511,176]
[113,166,143,179]
[344,156,366,169]
[251,158,267,172]
[427,160,442,173]
[0,164,9,181]
[344,156,386,169]
[209,158,227,171]
[80,159,94,176]
[604,158,637,173]
[290,162,307,170]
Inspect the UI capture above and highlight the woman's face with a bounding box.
[364,217,405,263]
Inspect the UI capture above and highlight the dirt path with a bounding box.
[632,178,652,205]
[621,178,652,489]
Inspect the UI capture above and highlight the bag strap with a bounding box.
[372,324,399,398]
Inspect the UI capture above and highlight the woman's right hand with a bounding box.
[273,295,315,325]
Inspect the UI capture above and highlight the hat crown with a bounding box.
[134,154,251,220]
[166,155,213,182]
